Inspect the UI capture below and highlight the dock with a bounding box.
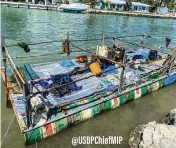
[0,1,59,11]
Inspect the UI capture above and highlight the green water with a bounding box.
[1,7,176,148]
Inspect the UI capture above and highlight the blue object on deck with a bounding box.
[164,74,176,86]
[32,78,53,89]
[135,48,150,60]
[59,60,77,68]
[104,85,116,91]
[51,74,82,91]
[24,64,39,80]
[103,65,118,75]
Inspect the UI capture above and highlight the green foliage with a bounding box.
[64,0,69,4]
[80,0,175,10]
[137,0,175,10]
[124,0,131,11]
[104,0,111,8]
[87,0,97,8]
[168,1,175,10]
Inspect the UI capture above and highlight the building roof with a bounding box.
[104,0,126,5]
[131,2,150,7]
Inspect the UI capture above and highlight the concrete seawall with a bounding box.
[90,10,176,20]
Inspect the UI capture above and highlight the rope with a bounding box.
[0,114,15,145]
[5,34,176,48]
[145,35,176,42]
[0,99,21,145]
[5,34,144,47]
[0,50,85,60]
[116,38,176,50]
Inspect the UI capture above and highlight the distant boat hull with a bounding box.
[60,3,89,13]
[63,8,87,13]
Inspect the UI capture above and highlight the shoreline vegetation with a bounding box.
[1,1,176,19]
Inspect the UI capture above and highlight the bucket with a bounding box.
[89,62,102,75]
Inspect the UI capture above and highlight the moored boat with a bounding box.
[59,3,89,13]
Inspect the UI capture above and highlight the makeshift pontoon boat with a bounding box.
[1,34,176,145]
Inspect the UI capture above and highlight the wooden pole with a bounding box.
[7,61,23,94]
[6,55,25,84]
[2,38,25,85]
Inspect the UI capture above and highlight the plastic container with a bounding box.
[89,62,102,75]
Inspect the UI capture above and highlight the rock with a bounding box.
[129,109,176,148]
[161,109,176,125]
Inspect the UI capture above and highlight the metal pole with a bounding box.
[67,32,70,59]
[1,38,9,107]
[23,84,31,128]
[102,32,104,46]
[118,66,125,93]
[119,48,126,93]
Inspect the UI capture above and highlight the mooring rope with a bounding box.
[146,35,176,41]
[116,38,176,50]
[0,114,15,145]
[0,100,21,145]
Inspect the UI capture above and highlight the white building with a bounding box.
[96,0,126,10]
[109,0,126,10]
[130,2,151,12]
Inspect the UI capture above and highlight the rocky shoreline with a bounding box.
[129,109,176,148]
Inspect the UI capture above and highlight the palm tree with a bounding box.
[124,0,131,11]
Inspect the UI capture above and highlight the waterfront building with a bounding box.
[157,7,169,14]
[130,2,151,12]
[96,0,126,11]
[95,1,150,12]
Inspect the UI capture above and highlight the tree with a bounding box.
[124,0,131,11]
[87,0,97,8]
[104,0,111,8]
[132,0,175,10]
